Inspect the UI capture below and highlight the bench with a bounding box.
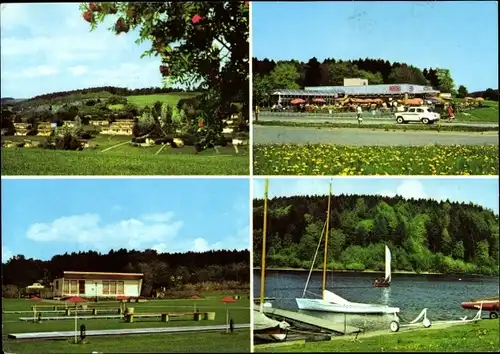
[123,311,216,323]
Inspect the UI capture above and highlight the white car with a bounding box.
[395,106,440,124]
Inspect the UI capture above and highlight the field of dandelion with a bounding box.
[253,144,498,175]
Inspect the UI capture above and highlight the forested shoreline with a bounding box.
[253,195,499,276]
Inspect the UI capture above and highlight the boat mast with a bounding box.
[259,179,269,313]
[322,183,332,296]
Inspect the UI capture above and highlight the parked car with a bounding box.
[395,106,440,124]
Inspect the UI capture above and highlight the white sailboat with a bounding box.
[373,245,392,287]
[295,183,400,315]
[253,179,290,342]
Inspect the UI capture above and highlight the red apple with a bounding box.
[192,14,204,24]
[83,11,93,23]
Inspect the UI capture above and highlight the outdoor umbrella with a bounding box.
[290,98,305,105]
[220,296,237,333]
[312,98,325,103]
[26,282,45,298]
[65,296,88,343]
[116,296,129,313]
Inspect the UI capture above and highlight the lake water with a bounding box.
[254,270,499,331]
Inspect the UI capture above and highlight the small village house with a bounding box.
[52,271,144,299]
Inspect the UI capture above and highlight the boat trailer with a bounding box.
[389,304,483,332]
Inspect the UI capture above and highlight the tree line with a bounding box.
[253,195,499,276]
[2,249,250,298]
[25,86,194,102]
[253,56,498,104]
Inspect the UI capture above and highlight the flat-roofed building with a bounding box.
[343,78,368,86]
[52,271,144,299]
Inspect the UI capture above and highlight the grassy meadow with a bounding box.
[2,135,249,175]
[2,293,251,353]
[127,92,200,108]
[253,144,498,175]
[255,318,500,352]
[455,100,499,123]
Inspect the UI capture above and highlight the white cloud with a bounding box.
[67,65,88,76]
[378,180,428,200]
[80,62,162,88]
[192,238,210,252]
[19,65,58,78]
[2,246,13,263]
[1,34,129,64]
[26,213,183,252]
[152,226,250,254]
[0,3,30,32]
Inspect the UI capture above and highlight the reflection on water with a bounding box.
[380,287,390,306]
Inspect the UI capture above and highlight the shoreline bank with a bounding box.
[252,267,497,277]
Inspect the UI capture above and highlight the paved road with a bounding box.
[253,126,499,146]
[256,115,499,128]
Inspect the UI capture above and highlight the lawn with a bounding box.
[255,319,500,352]
[2,293,251,353]
[456,100,499,123]
[126,92,200,108]
[253,144,498,175]
[1,135,249,175]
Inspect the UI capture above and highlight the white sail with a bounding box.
[323,289,350,304]
[385,245,392,283]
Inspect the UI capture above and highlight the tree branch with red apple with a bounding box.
[80,1,249,148]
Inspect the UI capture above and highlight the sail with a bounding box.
[384,245,391,283]
[323,289,350,304]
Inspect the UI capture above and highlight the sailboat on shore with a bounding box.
[295,182,400,315]
[373,245,392,287]
[253,179,290,342]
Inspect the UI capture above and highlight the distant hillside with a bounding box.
[469,89,498,101]
[1,98,27,104]
[25,86,195,102]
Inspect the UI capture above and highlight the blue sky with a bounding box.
[252,1,498,92]
[1,178,250,263]
[0,3,163,98]
[253,177,499,215]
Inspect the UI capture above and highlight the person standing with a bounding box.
[447,104,454,122]
[255,105,260,122]
[356,105,363,125]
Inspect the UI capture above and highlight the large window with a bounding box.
[70,280,77,294]
[102,280,125,295]
[102,281,109,295]
[63,280,69,293]
[117,281,124,294]
[110,281,117,294]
